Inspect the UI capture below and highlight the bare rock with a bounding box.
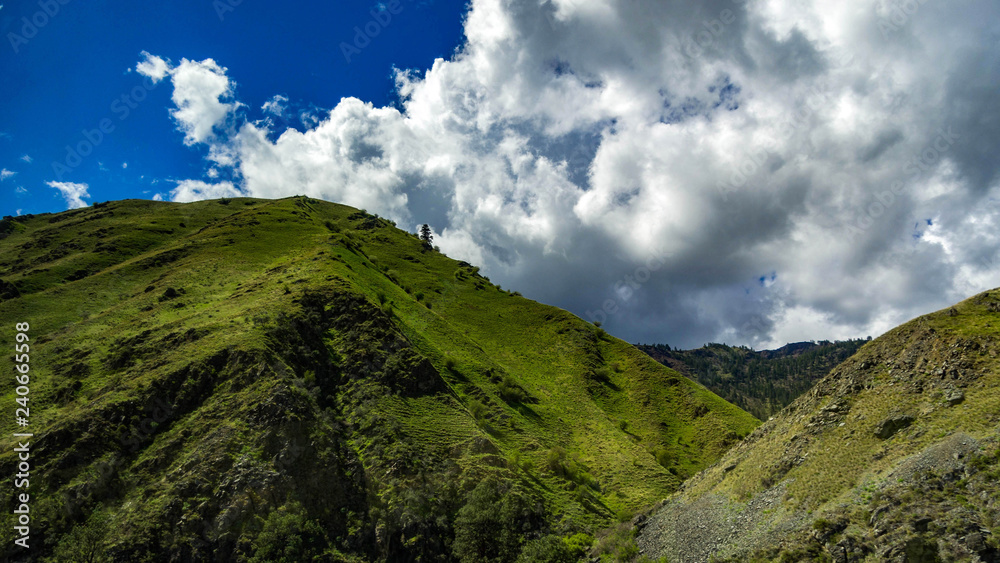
[875,415,915,439]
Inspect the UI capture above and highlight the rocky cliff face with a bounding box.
[634,291,1000,562]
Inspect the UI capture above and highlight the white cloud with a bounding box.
[136,53,238,146]
[19,155,31,163]
[261,94,288,116]
[122,162,128,169]
[138,0,1000,348]
[169,179,243,203]
[135,51,170,83]
[0,168,14,181]
[152,193,164,201]
[47,181,90,209]
[15,186,26,194]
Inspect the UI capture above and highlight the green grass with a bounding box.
[644,289,1000,562]
[0,197,758,561]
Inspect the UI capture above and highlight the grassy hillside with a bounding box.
[638,340,868,420]
[0,197,758,562]
[632,292,1000,562]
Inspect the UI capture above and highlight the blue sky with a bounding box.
[1,0,998,349]
[0,0,465,215]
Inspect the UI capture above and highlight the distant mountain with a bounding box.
[637,339,868,420]
[0,198,757,562]
[629,291,1000,562]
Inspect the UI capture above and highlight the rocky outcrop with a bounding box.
[875,414,915,439]
[635,290,1000,563]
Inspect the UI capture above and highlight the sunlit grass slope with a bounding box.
[0,197,757,561]
[635,291,1000,562]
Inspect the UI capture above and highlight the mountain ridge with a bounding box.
[638,339,868,420]
[633,291,1000,562]
[0,197,758,562]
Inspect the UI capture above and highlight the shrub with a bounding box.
[592,367,613,383]
[453,477,547,563]
[547,447,568,474]
[563,533,593,556]
[498,375,529,404]
[812,517,832,532]
[51,510,110,562]
[508,451,535,474]
[247,502,328,562]
[468,399,488,422]
[593,522,637,558]
[515,535,578,563]
[653,448,672,469]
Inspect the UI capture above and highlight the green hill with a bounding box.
[631,292,1000,562]
[0,197,758,562]
[638,339,868,420]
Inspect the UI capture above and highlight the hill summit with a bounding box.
[0,197,757,562]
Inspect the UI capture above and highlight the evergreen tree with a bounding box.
[419,224,433,246]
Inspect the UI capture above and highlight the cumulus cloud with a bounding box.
[47,181,90,209]
[135,51,170,83]
[169,179,243,203]
[19,155,31,163]
[261,94,288,116]
[0,168,14,181]
[136,52,238,146]
[138,0,1000,348]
